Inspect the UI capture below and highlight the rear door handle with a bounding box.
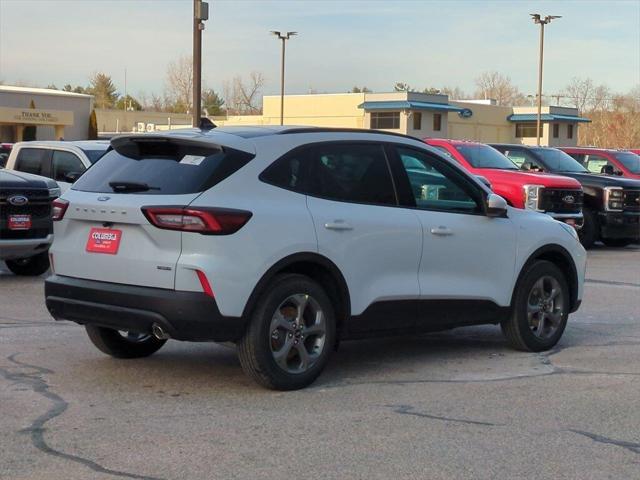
[324,221,353,231]
[430,226,453,236]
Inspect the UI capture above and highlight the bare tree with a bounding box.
[562,77,594,112]
[577,83,640,148]
[224,72,265,115]
[166,55,193,113]
[441,86,467,100]
[474,71,526,106]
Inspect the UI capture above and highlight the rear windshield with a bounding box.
[615,152,640,173]
[72,142,253,195]
[534,148,588,173]
[454,144,519,170]
[81,148,108,164]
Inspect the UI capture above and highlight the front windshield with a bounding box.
[534,148,588,173]
[615,152,640,173]
[455,144,519,170]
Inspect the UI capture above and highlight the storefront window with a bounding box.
[412,112,422,130]
[370,112,400,129]
[433,113,442,131]
[515,123,542,138]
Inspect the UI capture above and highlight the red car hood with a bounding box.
[474,168,582,189]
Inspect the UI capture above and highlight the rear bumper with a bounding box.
[598,212,640,240]
[0,234,53,260]
[44,275,246,342]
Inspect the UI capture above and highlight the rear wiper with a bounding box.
[108,181,160,193]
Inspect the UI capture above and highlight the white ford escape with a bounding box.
[45,126,586,390]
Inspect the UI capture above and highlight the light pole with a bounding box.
[271,31,297,126]
[193,0,209,127]
[530,13,561,146]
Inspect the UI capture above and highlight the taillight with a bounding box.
[141,206,252,235]
[52,199,69,221]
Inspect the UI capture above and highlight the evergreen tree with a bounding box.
[23,100,37,141]
[88,73,118,108]
[88,109,98,139]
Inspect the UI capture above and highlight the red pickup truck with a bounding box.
[425,139,584,228]
[560,147,640,180]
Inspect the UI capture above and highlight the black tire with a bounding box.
[501,260,570,352]
[578,208,597,249]
[85,325,166,359]
[601,238,632,248]
[5,252,50,276]
[237,274,336,390]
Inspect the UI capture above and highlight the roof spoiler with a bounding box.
[110,135,224,159]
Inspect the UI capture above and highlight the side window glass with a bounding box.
[585,154,609,174]
[395,147,480,214]
[506,149,542,171]
[15,148,48,175]
[306,143,397,206]
[503,150,527,168]
[261,155,305,191]
[432,145,456,161]
[52,151,85,182]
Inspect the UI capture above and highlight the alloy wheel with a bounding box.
[527,276,565,339]
[269,294,327,374]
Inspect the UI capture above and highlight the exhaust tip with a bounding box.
[151,323,170,340]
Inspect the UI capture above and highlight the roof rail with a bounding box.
[277,127,418,140]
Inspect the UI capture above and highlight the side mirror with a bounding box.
[64,171,83,183]
[475,175,492,190]
[600,165,615,175]
[486,193,508,218]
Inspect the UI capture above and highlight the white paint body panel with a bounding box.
[415,210,517,306]
[307,197,422,315]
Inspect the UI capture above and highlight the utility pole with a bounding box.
[530,13,561,146]
[193,0,209,127]
[271,31,297,126]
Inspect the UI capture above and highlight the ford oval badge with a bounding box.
[8,195,28,206]
[97,196,111,202]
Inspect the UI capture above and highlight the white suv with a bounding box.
[45,127,586,390]
[6,141,109,193]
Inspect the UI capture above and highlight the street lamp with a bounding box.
[271,31,297,126]
[530,13,561,146]
[192,0,209,127]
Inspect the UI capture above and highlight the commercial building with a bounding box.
[0,85,93,142]
[95,109,192,134]
[216,91,590,147]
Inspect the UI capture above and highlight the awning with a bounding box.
[506,113,591,123]
[358,101,465,113]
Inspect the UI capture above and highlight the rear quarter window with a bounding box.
[72,143,254,195]
[15,148,49,175]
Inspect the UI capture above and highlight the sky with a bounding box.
[0,0,638,101]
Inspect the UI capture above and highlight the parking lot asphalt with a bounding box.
[1,245,639,480]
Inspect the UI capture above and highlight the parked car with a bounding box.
[491,144,640,248]
[560,147,640,180]
[45,127,586,390]
[425,139,584,228]
[5,140,109,192]
[1,169,59,275]
[0,143,13,168]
